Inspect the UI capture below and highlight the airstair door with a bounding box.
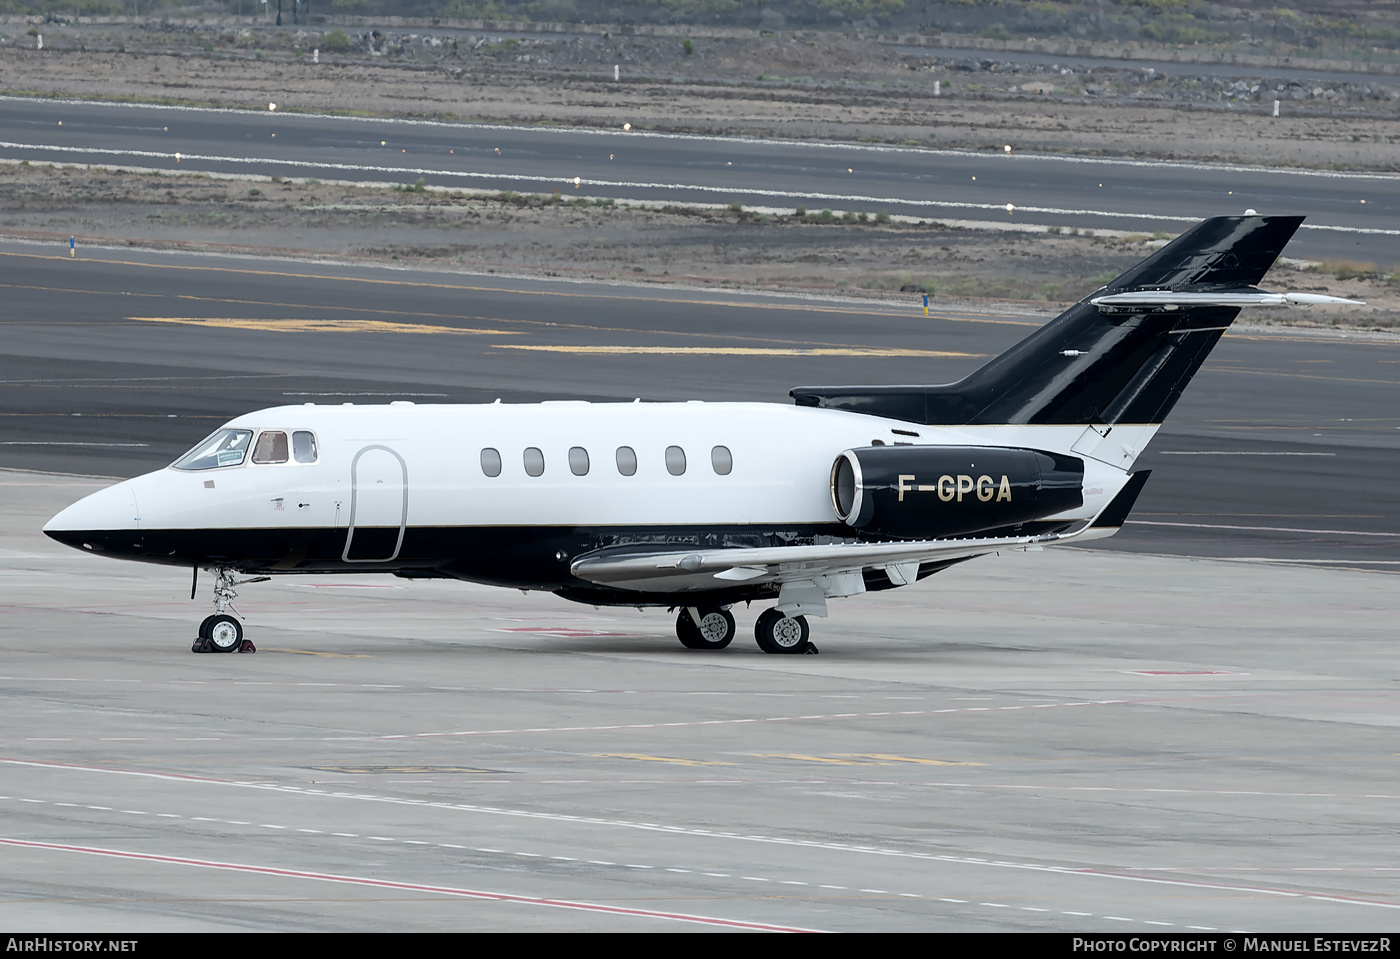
[343,445,408,563]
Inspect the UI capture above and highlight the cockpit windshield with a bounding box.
[172,428,253,471]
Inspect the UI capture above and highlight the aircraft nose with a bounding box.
[43,481,142,553]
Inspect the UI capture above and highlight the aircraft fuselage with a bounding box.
[44,400,1134,604]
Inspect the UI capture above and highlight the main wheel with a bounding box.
[754,608,811,654]
[205,614,244,653]
[676,608,735,650]
[197,615,218,639]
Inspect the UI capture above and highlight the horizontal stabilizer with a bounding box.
[793,215,1311,428]
[1091,291,1364,309]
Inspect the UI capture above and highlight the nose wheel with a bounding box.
[191,567,260,653]
[197,614,244,652]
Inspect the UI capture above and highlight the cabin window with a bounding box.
[252,431,289,464]
[615,446,637,476]
[172,428,253,471]
[480,448,502,477]
[711,445,733,475]
[568,446,590,476]
[523,447,545,477]
[665,445,686,476]
[292,431,318,464]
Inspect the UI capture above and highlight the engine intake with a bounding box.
[831,445,1084,539]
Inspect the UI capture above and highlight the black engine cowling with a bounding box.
[830,445,1084,540]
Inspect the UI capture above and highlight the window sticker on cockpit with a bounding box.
[173,428,253,471]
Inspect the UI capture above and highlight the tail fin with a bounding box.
[792,215,1303,427]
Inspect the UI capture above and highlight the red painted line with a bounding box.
[0,837,823,932]
[7,762,1400,911]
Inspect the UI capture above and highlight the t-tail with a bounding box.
[792,214,1310,429]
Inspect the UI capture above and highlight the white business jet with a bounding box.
[44,215,1357,656]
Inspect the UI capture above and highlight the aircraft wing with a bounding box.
[569,524,1118,595]
[570,471,1151,599]
[571,531,1052,594]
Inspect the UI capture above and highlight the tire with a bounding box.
[205,614,244,653]
[198,614,218,639]
[754,608,810,654]
[676,608,735,650]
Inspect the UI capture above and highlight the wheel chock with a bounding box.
[238,639,257,654]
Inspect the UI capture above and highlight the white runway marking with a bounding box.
[5,757,1398,913]
[6,95,1398,181]
[0,836,826,932]
[2,140,1397,238]
[0,690,1130,742]
[1214,558,1400,566]
[1129,520,1400,538]
[0,442,150,447]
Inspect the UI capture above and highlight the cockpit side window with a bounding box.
[252,431,289,464]
[172,428,254,471]
[292,430,318,464]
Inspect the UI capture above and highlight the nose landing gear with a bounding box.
[192,567,263,654]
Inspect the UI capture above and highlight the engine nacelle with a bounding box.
[830,445,1084,539]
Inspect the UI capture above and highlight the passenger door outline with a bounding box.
[342,445,408,563]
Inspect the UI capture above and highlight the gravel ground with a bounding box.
[1,21,1394,326]
[4,161,1394,328]
[1,24,1398,171]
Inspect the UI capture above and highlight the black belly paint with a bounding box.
[45,520,1064,607]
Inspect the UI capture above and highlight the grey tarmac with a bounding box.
[2,472,1399,931]
[1,242,1399,930]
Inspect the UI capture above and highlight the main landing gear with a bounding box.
[674,607,819,655]
[754,608,817,655]
[676,607,736,649]
[192,567,261,654]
